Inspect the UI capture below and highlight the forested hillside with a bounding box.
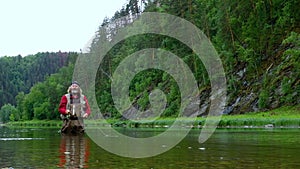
[1,0,299,122]
[0,52,77,122]
[92,0,300,118]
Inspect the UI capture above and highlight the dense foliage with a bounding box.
[0,52,77,122]
[1,0,299,123]
[93,0,300,118]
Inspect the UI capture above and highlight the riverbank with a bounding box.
[6,120,61,128]
[5,105,300,128]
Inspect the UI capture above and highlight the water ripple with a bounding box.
[0,138,45,141]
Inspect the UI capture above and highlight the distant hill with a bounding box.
[0,51,77,108]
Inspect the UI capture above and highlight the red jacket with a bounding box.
[58,94,91,115]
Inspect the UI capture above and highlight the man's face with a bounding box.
[70,84,80,94]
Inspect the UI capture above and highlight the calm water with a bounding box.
[0,126,299,169]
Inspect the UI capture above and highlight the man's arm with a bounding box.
[58,95,69,115]
[83,96,91,117]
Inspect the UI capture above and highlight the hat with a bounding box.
[71,81,80,86]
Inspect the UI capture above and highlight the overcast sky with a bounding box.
[0,0,128,57]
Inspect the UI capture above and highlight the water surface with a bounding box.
[0,127,299,168]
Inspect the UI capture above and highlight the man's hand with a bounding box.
[83,113,89,118]
[65,109,70,114]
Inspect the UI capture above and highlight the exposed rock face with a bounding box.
[122,56,299,117]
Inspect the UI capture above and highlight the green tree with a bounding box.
[0,104,18,123]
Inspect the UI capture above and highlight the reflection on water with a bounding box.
[58,135,90,168]
[0,127,300,168]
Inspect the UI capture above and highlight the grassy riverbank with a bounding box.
[217,106,300,128]
[94,106,300,128]
[6,120,62,128]
[5,106,300,128]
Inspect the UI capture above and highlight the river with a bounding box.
[0,126,299,168]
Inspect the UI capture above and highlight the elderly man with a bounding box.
[58,81,91,134]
